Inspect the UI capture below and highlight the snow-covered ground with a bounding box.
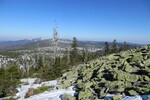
[121,95,143,100]
[15,78,75,100]
[13,78,150,100]
[16,78,38,100]
[24,88,75,100]
[98,94,150,100]
[121,95,150,100]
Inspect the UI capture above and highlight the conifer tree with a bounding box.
[82,49,87,62]
[119,44,123,51]
[111,39,118,53]
[29,66,36,76]
[123,41,130,51]
[70,37,79,65]
[104,41,110,55]
[37,56,44,70]
[62,48,70,69]
[53,57,62,77]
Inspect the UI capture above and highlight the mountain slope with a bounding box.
[58,45,150,100]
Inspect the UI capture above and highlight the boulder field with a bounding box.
[58,45,150,100]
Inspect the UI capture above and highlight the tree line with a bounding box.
[31,37,101,81]
[104,39,130,55]
[33,38,131,82]
[16,38,132,81]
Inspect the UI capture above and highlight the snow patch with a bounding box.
[16,78,59,100]
[24,88,75,100]
[121,95,143,100]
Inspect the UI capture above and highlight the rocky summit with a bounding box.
[58,45,150,100]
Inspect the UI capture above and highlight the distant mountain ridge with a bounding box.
[0,38,47,50]
[0,38,143,50]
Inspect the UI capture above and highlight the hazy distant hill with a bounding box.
[0,37,46,50]
[0,38,143,51]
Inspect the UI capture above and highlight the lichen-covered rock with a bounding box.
[60,94,76,100]
[144,75,150,81]
[112,95,122,100]
[126,74,139,82]
[59,45,150,99]
[78,88,96,100]
[76,80,84,89]
[144,59,150,67]
[148,95,150,99]
[136,87,150,94]
[123,61,134,72]
[59,83,70,89]
[128,90,139,96]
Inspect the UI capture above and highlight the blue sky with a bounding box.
[0,0,150,44]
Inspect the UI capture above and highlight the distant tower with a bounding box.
[53,21,58,59]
